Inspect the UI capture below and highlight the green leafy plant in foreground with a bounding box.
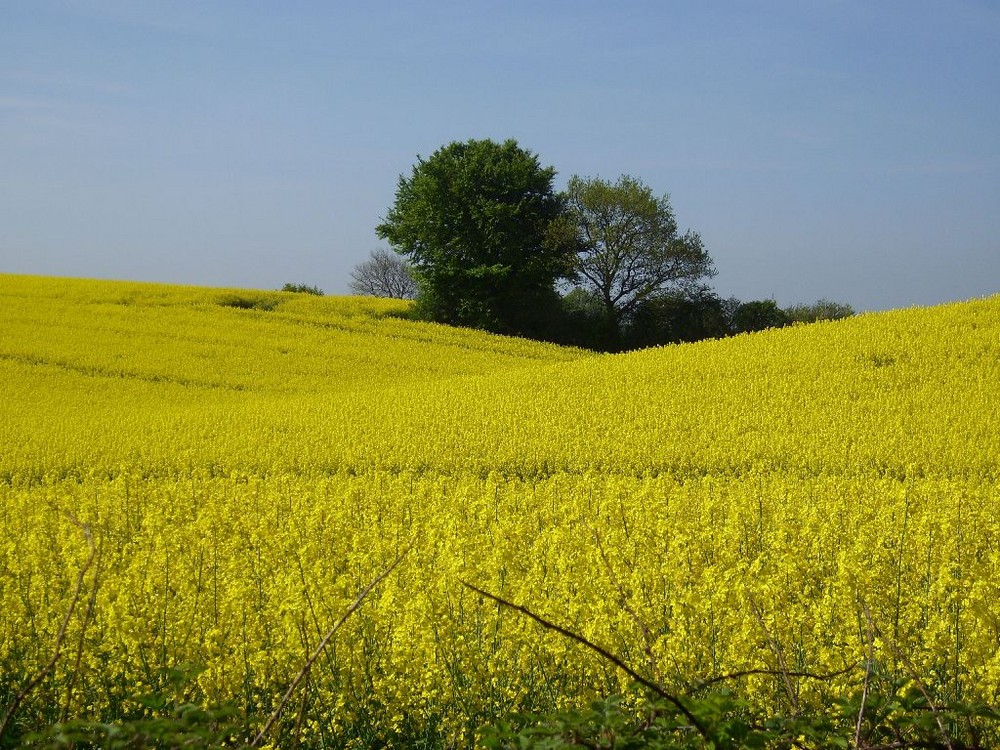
[469,579,1000,750]
[18,667,1000,750]
[22,665,248,750]
[6,526,1000,748]
[480,681,1000,749]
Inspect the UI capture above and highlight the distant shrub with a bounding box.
[216,293,281,311]
[380,305,422,322]
[625,290,731,349]
[730,299,790,333]
[785,298,855,323]
[281,283,324,296]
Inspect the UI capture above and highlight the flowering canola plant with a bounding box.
[1,274,998,746]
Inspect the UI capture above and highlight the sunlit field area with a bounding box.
[2,274,998,747]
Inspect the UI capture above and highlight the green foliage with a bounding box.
[373,144,851,350]
[557,288,731,352]
[480,690,790,750]
[280,282,324,296]
[481,673,1000,750]
[730,299,790,334]
[625,290,730,349]
[376,138,576,337]
[785,298,855,323]
[556,289,854,352]
[14,669,1000,749]
[23,703,246,750]
[14,665,249,750]
[552,287,607,348]
[215,293,281,311]
[563,174,715,346]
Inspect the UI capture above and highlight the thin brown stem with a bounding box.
[748,595,798,713]
[460,579,707,738]
[879,633,955,750]
[250,541,412,747]
[694,663,857,690]
[0,516,96,741]
[856,601,876,749]
[590,528,661,684]
[289,669,310,750]
[61,535,103,723]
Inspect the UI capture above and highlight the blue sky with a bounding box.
[2,1,998,311]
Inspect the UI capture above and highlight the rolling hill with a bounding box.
[1,274,998,747]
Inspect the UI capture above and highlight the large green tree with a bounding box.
[564,175,715,346]
[729,299,791,333]
[376,139,576,336]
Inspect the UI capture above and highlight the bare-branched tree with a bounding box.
[349,248,418,299]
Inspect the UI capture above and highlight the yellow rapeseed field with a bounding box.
[1,273,998,746]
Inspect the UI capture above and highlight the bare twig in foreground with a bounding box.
[251,541,413,747]
[0,516,96,741]
[856,601,876,749]
[694,662,858,691]
[748,594,798,712]
[878,622,956,750]
[590,528,662,685]
[460,579,707,738]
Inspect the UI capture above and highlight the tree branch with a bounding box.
[251,541,413,747]
[0,515,96,742]
[459,579,708,738]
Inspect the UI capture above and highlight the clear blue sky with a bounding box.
[3,1,998,311]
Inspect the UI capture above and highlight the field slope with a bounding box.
[2,274,998,746]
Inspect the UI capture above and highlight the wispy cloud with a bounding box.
[779,128,836,149]
[0,90,117,142]
[0,96,59,112]
[857,159,999,176]
[62,0,219,37]
[0,69,131,137]
[1,69,132,96]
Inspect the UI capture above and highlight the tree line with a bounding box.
[346,138,852,352]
